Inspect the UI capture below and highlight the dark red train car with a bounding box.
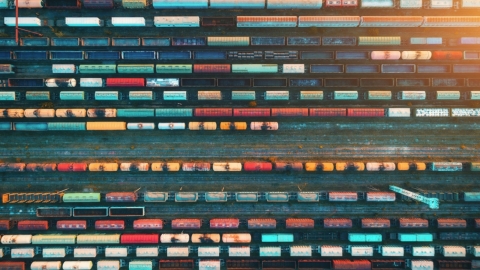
[347,108,385,117]
[233,108,271,117]
[0,262,25,270]
[243,162,273,172]
[361,218,391,229]
[262,261,296,270]
[120,233,159,244]
[194,64,231,73]
[333,260,371,270]
[83,0,114,8]
[298,260,331,270]
[17,220,49,230]
[25,163,57,172]
[159,260,194,270]
[309,108,347,117]
[324,218,352,228]
[432,51,463,60]
[133,219,163,230]
[437,260,471,270]
[226,260,260,270]
[274,162,303,172]
[57,220,87,230]
[475,218,480,228]
[106,78,145,87]
[271,108,309,117]
[286,218,314,229]
[194,108,232,117]
[399,218,428,228]
[0,220,12,230]
[105,192,137,203]
[95,220,125,230]
[172,218,202,229]
[248,218,276,229]
[210,218,239,229]
[57,163,87,172]
[437,218,467,229]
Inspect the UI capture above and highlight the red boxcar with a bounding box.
[271,108,308,117]
[194,64,231,73]
[347,108,385,117]
[432,51,463,60]
[171,219,201,229]
[57,163,87,172]
[233,108,271,117]
[133,219,163,230]
[57,220,87,230]
[324,218,352,228]
[437,218,467,228]
[83,0,114,9]
[476,218,480,228]
[309,108,347,117]
[210,218,239,229]
[120,234,159,244]
[244,162,272,172]
[286,218,314,229]
[159,260,194,270]
[333,260,371,270]
[0,262,25,270]
[0,220,11,230]
[248,218,276,229]
[26,163,57,172]
[95,220,125,230]
[274,162,303,172]
[18,220,49,230]
[106,78,145,87]
[105,192,137,203]
[399,218,428,228]
[361,218,390,229]
[194,108,232,117]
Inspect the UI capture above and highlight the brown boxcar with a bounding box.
[25,163,57,172]
[0,262,25,270]
[0,220,12,230]
[17,220,49,230]
[194,64,231,73]
[226,260,260,270]
[437,218,467,229]
[432,51,463,60]
[159,260,194,270]
[271,108,308,117]
[133,219,163,230]
[247,218,276,229]
[309,108,347,117]
[399,218,429,228]
[324,218,352,228]
[105,192,137,203]
[347,108,385,117]
[56,220,87,230]
[286,218,314,229]
[171,218,201,229]
[274,162,303,172]
[361,218,391,229]
[243,162,272,172]
[95,220,125,230]
[437,260,471,270]
[233,108,271,117]
[210,218,240,229]
[194,108,232,117]
[333,260,371,270]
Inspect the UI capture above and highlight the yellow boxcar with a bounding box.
[88,163,119,172]
[220,122,247,130]
[397,162,426,171]
[335,162,365,171]
[188,122,217,130]
[305,162,334,172]
[151,162,181,172]
[86,122,126,130]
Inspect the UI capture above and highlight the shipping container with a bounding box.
[360,16,423,27]
[298,16,360,27]
[57,220,87,230]
[4,17,42,27]
[248,219,276,229]
[329,192,358,201]
[333,260,371,269]
[399,218,429,228]
[321,246,343,256]
[18,220,48,230]
[362,218,390,228]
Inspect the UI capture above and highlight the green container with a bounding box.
[26,91,50,100]
[262,234,278,243]
[208,37,250,46]
[77,234,120,244]
[32,234,76,244]
[398,233,417,242]
[117,109,155,118]
[348,233,366,242]
[155,108,193,117]
[232,64,278,73]
[60,91,85,100]
[365,233,382,242]
[156,64,192,74]
[118,64,155,74]
[129,261,153,270]
[416,233,433,242]
[79,64,116,74]
[63,193,101,203]
[47,122,86,131]
[277,233,294,242]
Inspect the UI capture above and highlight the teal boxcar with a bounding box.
[0,91,16,101]
[14,122,48,131]
[117,64,155,74]
[26,91,50,101]
[262,233,294,243]
[416,233,433,242]
[232,91,255,100]
[79,64,116,74]
[398,233,417,242]
[117,109,155,117]
[155,108,193,117]
[156,64,192,74]
[349,233,382,242]
[63,193,101,203]
[95,91,119,101]
[47,122,86,131]
[60,91,85,101]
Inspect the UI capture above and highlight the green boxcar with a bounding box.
[79,64,116,74]
[300,91,323,100]
[117,64,155,74]
[129,261,153,270]
[129,91,153,101]
[117,109,155,117]
[156,64,192,74]
[32,234,76,245]
[26,91,50,101]
[77,234,121,244]
[155,108,193,117]
[0,91,16,101]
[60,91,85,101]
[208,37,250,46]
[63,193,101,203]
[358,36,401,46]
[232,91,256,100]
[47,122,86,131]
[232,64,278,73]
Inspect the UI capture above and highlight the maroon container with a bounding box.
[106,78,144,87]
[309,108,347,117]
[333,260,371,270]
[26,163,57,172]
[95,220,125,230]
[0,262,25,270]
[105,192,137,203]
[244,162,272,172]
[57,220,87,230]
[159,260,194,270]
[83,0,114,9]
[286,218,314,229]
[437,218,467,228]
[347,108,385,117]
[194,64,231,73]
[0,220,12,230]
[18,220,49,230]
[399,218,428,228]
[271,108,308,117]
[432,51,463,60]
[57,163,87,172]
[133,219,163,230]
[194,108,232,117]
[121,234,159,244]
[361,218,391,229]
[248,218,276,229]
[171,218,201,229]
[233,108,271,117]
[324,218,352,228]
[210,218,239,229]
[274,162,303,172]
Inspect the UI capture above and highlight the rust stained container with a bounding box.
[244,162,273,171]
[106,78,144,87]
[248,218,277,229]
[120,233,159,244]
[399,218,428,228]
[95,220,125,230]
[309,108,347,117]
[286,218,314,229]
[56,220,87,230]
[25,163,57,172]
[233,108,271,117]
[432,51,463,60]
[274,162,303,172]
[0,220,12,230]
[194,108,232,117]
[182,163,211,172]
[194,64,231,73]
[475,218,480,228]
[347,108,385,117]
[0,262,25,270]
[172,218,201,229]
[105,192,137,203]
[83,0,114,9]
[361,218,391,228]
[333,260,371,270]
[437,218,467,228]
[271,108,308,117]
[324,218,352,228]
[159,260,194,270]
[210,218,240,229]
[133,219,163,230]
[57,163,87,172]
[17,220,49,230]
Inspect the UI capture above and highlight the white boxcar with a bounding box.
[259,247,281,257]
[473,246,480,256]
[382,246,404,256]
[4,17,42,27]
[334,91,358,100]
[321,246,342,257]
[267,0,322,8]
[167,247,189,257]
[127,123,155,130]
[198,247,220,257]
[265,91,289,100]
[442,246,466,257]
[198,260,221,270]
[451,108,480,117]
[298,16,360,27]
[400,0,422,8]
[398,91,426,100]
[462,0,480,7]
[129,261,153,270]
[210,0,264,8]
[1,235,32,244]
[136,247,159,257]
[411,261,434,270]
[361,0,394,7]
[229,246,250,257]
[429,0,452,7]
[366,162,396,171]
[62,261,93,270]
[112,17,145,27]
[161,234,190,243]
[42,248,66,258]
[401,51,432,60]
[65,17,101,27]
[24,109,55,118]
[350,246,373,256]
[471,91,480,99]
[80,78,103,87]
[212,163,242,172]
[74,248,97,258]
[105,247,128,257]
[283,64,304,73]
[300,91,323,100]
[412,246,435,256]
[31,261,62,270]
[198,91,222,100]
[154,17,199,27]
[290,246,312,257]
[437,91,460,100]
[97,261,120,270]
[17,0,43,7]
[152,0,208,8]
[158,123,186,130]
[416,108,449,117]
[52,64,76,74]
[11,248,35,258]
